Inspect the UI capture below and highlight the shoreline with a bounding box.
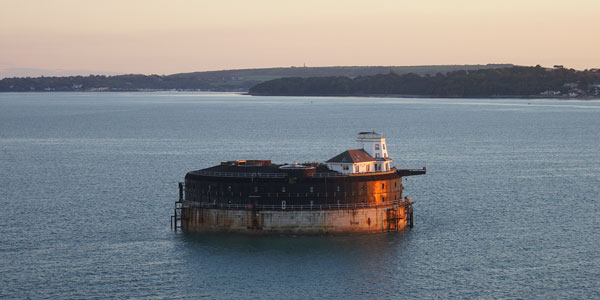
[246,92,600,100]
[1,90,598,100]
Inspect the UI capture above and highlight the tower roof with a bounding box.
[356,131,384,139]
[326,149,376,163]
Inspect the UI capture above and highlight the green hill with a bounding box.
[249,66,600,98]
[0,64,512,92]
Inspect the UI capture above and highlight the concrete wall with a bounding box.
[181,204,410,234]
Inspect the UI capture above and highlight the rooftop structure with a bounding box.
[326,149,375,164]
[326,131,392,174]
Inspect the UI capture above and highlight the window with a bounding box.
[309,187,314,192]
[375,153,380,158]
[382,197,385,202]
[375,144,380,150]
[382,183,385,189]
[227,186,232,192]
[342,165,349,170]
[336,185,341,192]
[361,185,365,190]
[383,144,386,150]
[355,165,359,172]
[254,186,258,192]
[282,186,286,192]
[367,165,370,172]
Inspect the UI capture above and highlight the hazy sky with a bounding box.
[1,0,599,76]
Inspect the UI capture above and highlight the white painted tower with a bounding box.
[357,131,392,172]
[357,131,388,158]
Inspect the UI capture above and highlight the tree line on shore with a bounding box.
[0,65,512,93]
[0,74,219,92]
[249,66,600,98]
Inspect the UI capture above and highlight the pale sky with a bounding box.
[1,0,599,77]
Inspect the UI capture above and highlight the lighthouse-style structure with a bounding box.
[326,131,393,174]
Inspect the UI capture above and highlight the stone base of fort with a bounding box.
[180,203,412,234]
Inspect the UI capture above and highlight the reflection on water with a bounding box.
[178,230,408,257]
[175,231,410,298]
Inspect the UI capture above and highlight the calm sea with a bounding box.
[1,92,599,299]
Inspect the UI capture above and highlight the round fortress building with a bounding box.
[174,132,426,234]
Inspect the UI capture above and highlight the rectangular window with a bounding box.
[375,144,380,150]
[355,166,359,172]
[383,144,386,150]
[282,186,286,192]
[375,153,380,158]
[367,165,370,172]
[342,165,349,170]
[382,183,385,189]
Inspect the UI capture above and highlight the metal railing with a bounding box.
[191,171,287,178]
[310,168,398,177]
[190,167,423,178]
[181,198,412,211]
[310,172,348,177]
[356,132,384,139]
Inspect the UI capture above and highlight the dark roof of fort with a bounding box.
[326,149,376,163]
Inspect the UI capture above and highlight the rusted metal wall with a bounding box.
[184,173,404,206]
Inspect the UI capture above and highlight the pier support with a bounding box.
[171,182,183,230]
[407,204,414,228]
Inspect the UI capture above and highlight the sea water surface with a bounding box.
[1,92,599,299]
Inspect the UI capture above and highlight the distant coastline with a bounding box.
[248,66,600,99]
[243,93,600,100]
[3,90,598,100]
[3,65,599,100]
[0,64,510,93]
